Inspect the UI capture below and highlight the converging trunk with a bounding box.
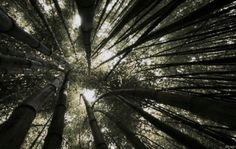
[81,94,108,149]
[0,74,65,148]
[100,89,236,128]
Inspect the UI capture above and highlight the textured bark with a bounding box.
[52,0,75,49]
[96,0,155,51]
[0,9,68,66]
[0,54,62,71]
[0,9,51,55]
[156,107,236,145]
[100,89,236,128]
[0,74,65,148]
[29,0,63,55]
[42,72,69,149]
[75,0,96,72]
[97,110,149,149]
[119,96,206,149]
[97,0,234,78]
[81,94,108,149]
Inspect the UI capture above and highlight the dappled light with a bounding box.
[72,14,81,29]
[0,0,236,148]
[82,89,96,103]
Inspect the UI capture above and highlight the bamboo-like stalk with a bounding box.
[0,74,65,148]
[81,94,108,149]
[118,96,206,149]
[42,72,69,149]
[0,54,62,71]
[75,0,96,73]
[0,9,68,67]
[96,110,149,149]
[100,89,236,128]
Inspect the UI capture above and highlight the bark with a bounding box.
[29,0,63,55]
[140,0,186,38]
[100,89,236,128]
[52,0,75,49]
[118,96,207,149]
[155,106,236,145]
[151,42,236,58]
[144,0,235,42]
[92,0,121,57]
[0,9,68,66]
[29,115,52,149]
[144,56,236,70]
[0,9,51,55]
[93,0,110,39]
[96,110,149,149]
[112,0,162,47]
[0,74,65,148]
[0,54,62,71]
[96,0,154,51]
[75,0,96,72]
[43,72,69,149]
[96,0,234,77]
[81,94,108,149]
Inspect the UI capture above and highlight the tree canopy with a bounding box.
[0,0,236,148]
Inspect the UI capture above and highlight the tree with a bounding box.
[0,0,236,148]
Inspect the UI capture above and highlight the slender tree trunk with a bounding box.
[0,74,65,148]
[29,0,63,55]
[154,106,236,145]
[0,9,68,67]
[95,0,154,51]
[75,0,95,73]
[52,0,75,49]
[100,89,236,128]
[29,115,52,149]
[96,0,234,78]
[118,96,206,149]
[42,72,69,149]
[96,110,149,149]
[81,94,108,149]
[0,9,51,55]
[0,54,62,71]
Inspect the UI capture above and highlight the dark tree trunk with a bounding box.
[0,9,68,66]
[75,0,96,72]
[97,110,149,149]
[119,96,206,149]
[43,72,69,149]
[81,94,108,149]
[0,75,65,148]
[100,89,236,128]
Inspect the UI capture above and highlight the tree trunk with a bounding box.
[100,89,236,128]
[0,74,65,148]
[0,9,68,66]
[52,0,75,49]
[75,0,95,72]
[0,54,62,71]
[119,96,206,149]
[43,72,69,149]
[96,110,149,149]
[0,9,51,55]
[29,0,63,55]
[81,94,108,149]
